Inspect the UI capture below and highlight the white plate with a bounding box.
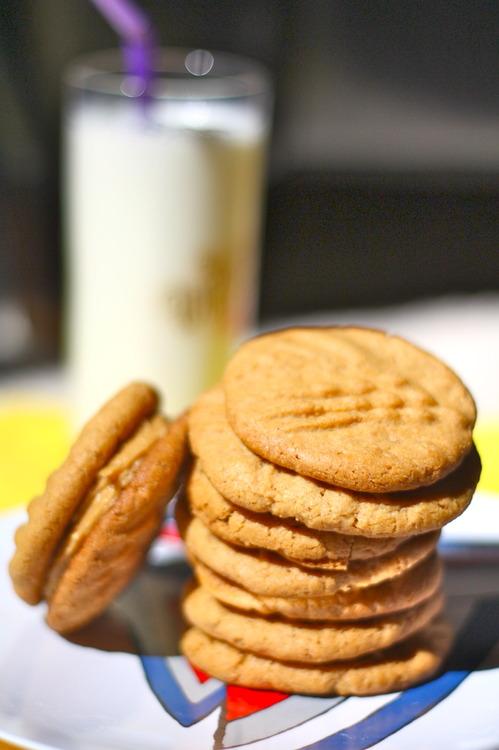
[1,500,499,750]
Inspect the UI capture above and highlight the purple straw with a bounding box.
[89,0,157,97]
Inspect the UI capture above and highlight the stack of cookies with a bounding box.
[179,327,481,695]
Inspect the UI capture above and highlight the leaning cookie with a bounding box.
[9,383,187,633]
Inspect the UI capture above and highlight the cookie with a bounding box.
[181,619,452,696]
[10,382,158,605]
[189,389,480,537]
[176,500,439,598]
[223,327,476,492]
[9,383,187,632]
[186,461,405,566]
[194,553,442,621]
[182,583,443,663]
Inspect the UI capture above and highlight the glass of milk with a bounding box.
[64,48,271,423]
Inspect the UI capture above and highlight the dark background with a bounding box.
[1,0,499,369]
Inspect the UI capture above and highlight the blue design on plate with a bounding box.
[141,655,226,727]
[299,598,499,750]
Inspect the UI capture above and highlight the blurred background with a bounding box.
[1,0,499,373]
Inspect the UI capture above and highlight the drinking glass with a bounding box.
[64,48,271,423]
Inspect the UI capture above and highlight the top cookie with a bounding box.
[224,327,476,492]
[189,388,480,537]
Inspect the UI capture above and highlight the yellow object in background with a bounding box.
[0,399,70,511]
[0,399,497,513]
[474,420,499,495]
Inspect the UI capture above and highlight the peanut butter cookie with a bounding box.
[181,619,451,696]
[9,383,187,632]
[194,553,442,621]
[182,583,443,662]
[189,388,480,536]
[223,328,476,492]
[186,461,406,566]
[176,500,439,598]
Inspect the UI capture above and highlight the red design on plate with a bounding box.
[191,665,211,684]
[225,685,289,721]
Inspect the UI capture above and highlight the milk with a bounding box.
[65,97,267,423]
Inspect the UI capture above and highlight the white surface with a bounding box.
[0,511,212,750]
[442,491,499,545]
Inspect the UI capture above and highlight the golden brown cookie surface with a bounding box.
[189,388,480,536]
[45,415,187,632]
[9,383,188,633]
[176,500,439,598]
[194,553,442,621]
[186,461,405,566]
[9,382,158,605]
[181,620,451,695]
[183,583,443,662]
[223,327,476,492]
